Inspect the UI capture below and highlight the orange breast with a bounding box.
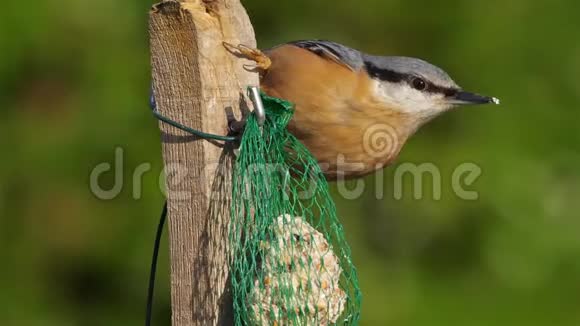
[261,45,413,179]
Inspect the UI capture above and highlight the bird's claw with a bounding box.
[223,42,272,71]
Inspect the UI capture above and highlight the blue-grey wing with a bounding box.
[283,40,364,71]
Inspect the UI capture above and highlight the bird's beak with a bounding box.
[451,91,500,106]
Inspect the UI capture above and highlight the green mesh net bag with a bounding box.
[230,93,362,325]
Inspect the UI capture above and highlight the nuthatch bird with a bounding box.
[231,40,500,179]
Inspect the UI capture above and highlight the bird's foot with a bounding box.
[223,42,272,71]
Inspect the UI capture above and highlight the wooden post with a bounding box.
[149,0,257,325]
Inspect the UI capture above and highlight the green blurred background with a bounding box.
[1,0,579,325]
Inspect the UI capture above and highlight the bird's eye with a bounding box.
[412,77,427,91]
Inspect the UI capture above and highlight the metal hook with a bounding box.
[248,86,266,127]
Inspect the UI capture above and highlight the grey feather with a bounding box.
[284,40,365,71]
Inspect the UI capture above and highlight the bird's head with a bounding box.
[364,55,500,119]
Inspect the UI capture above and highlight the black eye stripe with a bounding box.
[426,83,458,96]
[409,75,456,95]
[364,61,458,96]
[364,61,405,83]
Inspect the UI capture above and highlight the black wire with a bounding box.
[145,202,168,326]
[149,90,238,142]
[152,110,239,142]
